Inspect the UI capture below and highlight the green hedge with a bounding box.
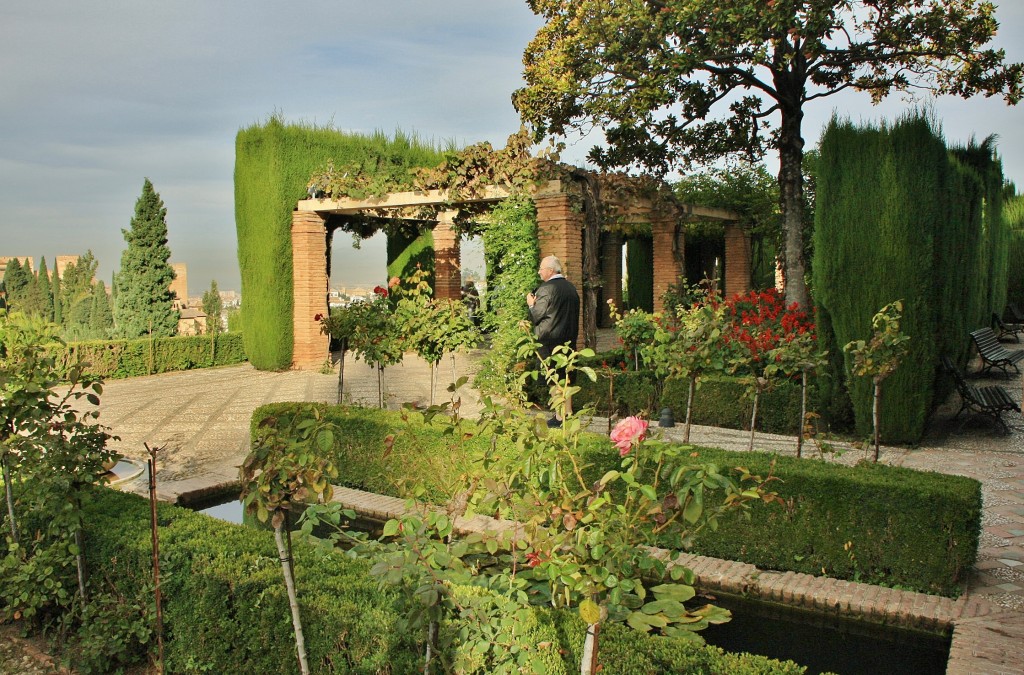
[76,489,806,674]
[252,403,980,596]
[571,368,806,435]
[235,118,447,370]
[59,332,246,379]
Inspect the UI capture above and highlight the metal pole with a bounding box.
[145,443,164,673]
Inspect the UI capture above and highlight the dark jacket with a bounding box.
[529,275,580,349]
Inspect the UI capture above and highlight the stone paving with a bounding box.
[74,344,1024,674]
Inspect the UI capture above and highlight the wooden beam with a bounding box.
[298,180,565,215]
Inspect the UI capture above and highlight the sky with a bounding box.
[2,1,1022,296]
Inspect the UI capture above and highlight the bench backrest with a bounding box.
[970,327,1006,356]
[941,356,977,400]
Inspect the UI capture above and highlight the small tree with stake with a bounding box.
[239,405,339,675]
[844,301,910,461]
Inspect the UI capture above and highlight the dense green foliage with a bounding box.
[58,489,808,673]
[0,312,119,668]
[58,332,247,379]
[386,227,435,283]
[675,162,783,289]
[87,280,113,339]
[3,253,116,342]
[2,259,30,300]
[625,236,653,311]
[813,114,1006,443]
[113,179,178,339]
[1007,195,1024,306]
[234,117,446,370]
[252,403,980,596]
[515,0,1022,311]
[476,195,541,395]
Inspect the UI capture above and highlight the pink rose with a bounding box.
[610,416,648,456]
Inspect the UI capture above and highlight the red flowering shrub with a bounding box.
[719,288,816,364]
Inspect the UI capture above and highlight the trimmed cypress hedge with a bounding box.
[813,113,1008,443]
[251,403,980,596]
[77,488,807,673]
[59,332,246,379]
[235,117,447,370]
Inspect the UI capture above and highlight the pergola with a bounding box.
[289,178,746,369]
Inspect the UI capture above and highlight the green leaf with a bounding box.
[649,583,696,603]
[579,598,602,624]
[382,520,400,537]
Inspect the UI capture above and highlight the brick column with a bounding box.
[723,223,752,297]
[535,192,585,348]
[651,217,682,315]
[600,231,623,326]
[291,210,329,370]
[433,216,461,301]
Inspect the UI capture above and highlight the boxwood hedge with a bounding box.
[252,403,980,596]
[74,488,808,673]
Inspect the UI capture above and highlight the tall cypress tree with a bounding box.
[89,280,113,338]
[113,179,178,338]
[37,257,54,322]
[51,258,62,325]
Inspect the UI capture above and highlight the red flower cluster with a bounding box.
[314,313,324,322]
[373,285,388,297]
[720,288,816,360]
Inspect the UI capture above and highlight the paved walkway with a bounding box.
[80,346,1024,674]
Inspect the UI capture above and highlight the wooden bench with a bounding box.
[942,356,1020,432]
[970,327,1024,377]
[991,313,1024,343]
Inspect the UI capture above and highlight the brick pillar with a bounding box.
[433,217,461,301]
[535,192,584,348]
[600,232,623,326]
[651,218,681,315]
[291,210,329,370]
[724,223,752,297]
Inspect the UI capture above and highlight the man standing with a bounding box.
[526,255,580,427]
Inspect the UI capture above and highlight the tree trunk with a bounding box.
[74,524,88,601]
[776,84,809,310]
[336,343,347,405]
[873,380,882,462]
[2,452,18,547]
[429,362,436,406]
[424,620,438,675]
[748,388,760,453]
[684,377,696,443]
[797,370,807,458]
[580,621,600,675]
[274,522,309,675]
[577,171,602,349]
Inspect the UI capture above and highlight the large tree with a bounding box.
[113,179,178,338]
[514,0,1023,308]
